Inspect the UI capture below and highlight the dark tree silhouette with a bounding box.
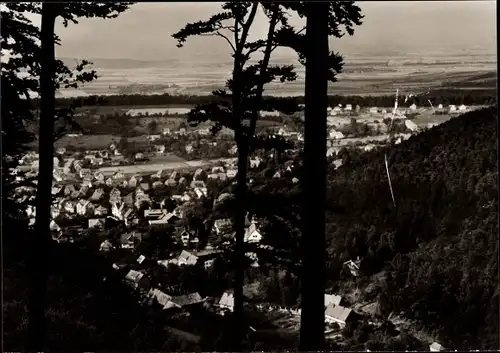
[299,2,329,350]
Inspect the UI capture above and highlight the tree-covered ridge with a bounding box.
[48,89,497,109]
[323,106,498,349]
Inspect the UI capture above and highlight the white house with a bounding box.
[409,103,417,111]
[429,342,445,352]
[324,294,342,307]
[344,104,352,111]
[244,220,262,243]
[369,107,378,114]
[218,292,235,313]
[404,119,418,132]
[325,304,353,327]
[88,218,105,229]
[458,104,467,112]
[329,129,344,139]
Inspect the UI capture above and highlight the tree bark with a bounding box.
[299,2,329,351]
[29,3,57,351]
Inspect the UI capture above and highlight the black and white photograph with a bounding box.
[2,1,497,351]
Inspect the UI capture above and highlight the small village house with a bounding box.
[88,218,105,229]
[325,304,356,327]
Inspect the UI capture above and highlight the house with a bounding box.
[343,257,363,276]
[155,145,166,154]
[53,170,64,182]
[90,188,104,201]
[250,157,262,168]
[448,104,457,113]
[93,157,104,166]
[51,206,60,219]
[429,342,445,352]
[113,171,125,181]
[152,181,163,189]
[149,212,177,225]
[64,201,76,214]
[88,218,105,229]
[152,169,169,180]
[94,205,108,216]
[129,175,142,188]
[213,218,232,235]
[64,184,76,196]
[84,154,96,162]
[149,288,172,308]
[344,104,352,111]
[292,177,299,184]
[79,168,91,179]
[50,220,61,233]
[135,193,151,209]
[404,119,418,132]
[369,107,378,114]
[228,145,238,155]
[165,292,204,310]
[273,171,281,179]
[178,250,199,266]
[76,200,92,216]
[144,209,167,220]
[218,292,235,312]
[148,134,161,141]
[135,152,146,160]
[329,129,344,139]
[325,304,355,327]
[165,179,177,187]
[185,145,194,154]
[226,169,237,178]
[458,104,467,112]
[409,103,417,111]
[94,171,105,183]
[162,128,171,135]
[244,220,262,243]
[56,147,66,155]
[123,193,134,207]
[181,194,192,202]
[325,294,343,307]
[120,232,142,249]
[99,239,114,252]
[139,183,150,191]
[193,168,205,181]
[124,269,150,290]
[114,149,122,156]
[207,173,219,180]
[190,180,205,189]
[178,127,187,135]
[105,177,115,187]
[110,187,121,197]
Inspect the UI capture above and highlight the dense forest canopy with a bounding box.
[43,89,497,109]
[316,106,498,349]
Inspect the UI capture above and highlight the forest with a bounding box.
[46,88,497,110]
[237,106,498,350]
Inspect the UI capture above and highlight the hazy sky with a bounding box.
[29,1,496,60]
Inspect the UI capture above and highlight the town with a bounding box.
[10,101,469,351]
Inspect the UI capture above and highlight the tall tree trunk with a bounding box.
[230,5,259,349]
[29,4,56,351]
[299,2,329,351]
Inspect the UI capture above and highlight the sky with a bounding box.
[23,1,497,61]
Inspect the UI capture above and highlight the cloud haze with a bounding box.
[25,1,496,60]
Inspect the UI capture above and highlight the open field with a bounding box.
[97,157,236,176]
[57,54,496,97]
